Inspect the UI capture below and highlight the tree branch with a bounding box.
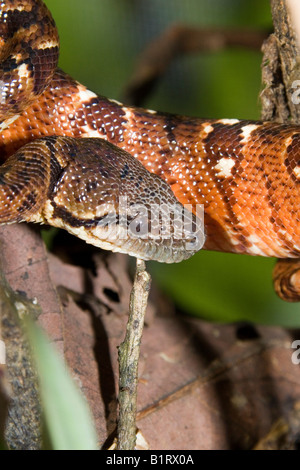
[261,0,300,123]
[123,25,269,106]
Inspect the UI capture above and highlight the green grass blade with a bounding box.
[25,319,98,450]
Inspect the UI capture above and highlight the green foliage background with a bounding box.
[43,0,300,326]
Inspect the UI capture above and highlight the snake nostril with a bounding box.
[103,287,120,303]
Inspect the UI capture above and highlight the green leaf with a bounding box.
[150,251,300,327]
[24,319,98,450]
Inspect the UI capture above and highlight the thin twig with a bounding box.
[117,258,151,450]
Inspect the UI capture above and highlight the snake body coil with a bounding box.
[0,0,300,299]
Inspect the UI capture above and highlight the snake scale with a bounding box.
[0,0,300,301]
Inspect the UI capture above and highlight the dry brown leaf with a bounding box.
[1,225,300,450]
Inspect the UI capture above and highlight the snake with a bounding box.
[0,0,300,301]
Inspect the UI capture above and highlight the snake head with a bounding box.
[0,136,205,263]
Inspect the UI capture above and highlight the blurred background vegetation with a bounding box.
[43,0,300,326]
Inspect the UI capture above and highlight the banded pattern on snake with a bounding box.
[0,0,300,300]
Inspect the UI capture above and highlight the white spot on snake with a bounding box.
[240,124,259,143]
[214,157,235,178]
[293,166,300,179]
[17,63,30,80]
[77,85,98,103]
[145,108,157,115]
[80,124,106,138]
[37,39,59,50]
[0,114,20,131]
[203,124,214,134]
[217,118,240,125]
[123,108,136,124]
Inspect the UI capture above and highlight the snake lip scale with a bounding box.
[0,0,300,300]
